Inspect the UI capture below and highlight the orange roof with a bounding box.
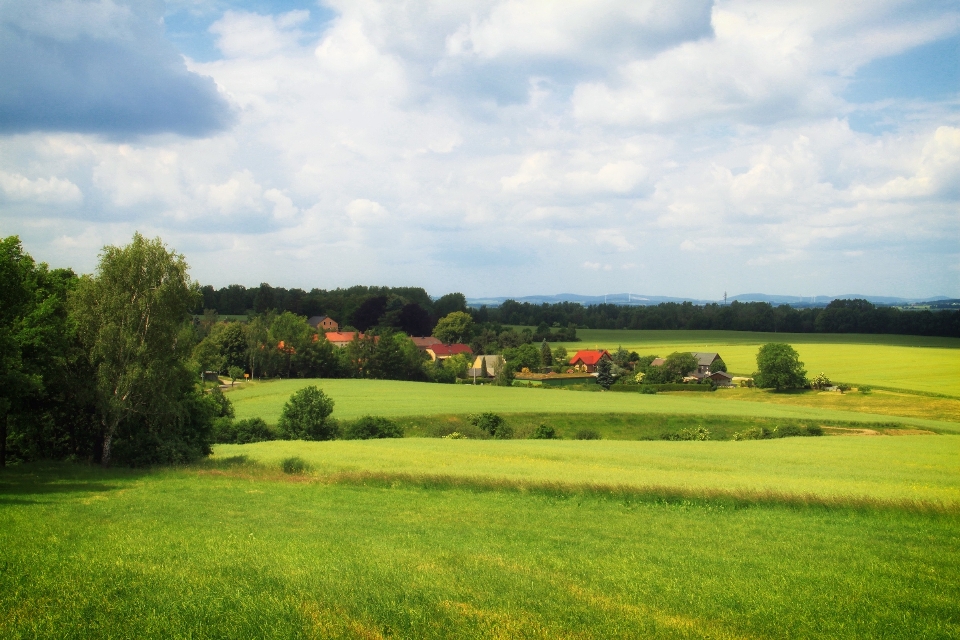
[569,350,611,365]
[323,331,364,342]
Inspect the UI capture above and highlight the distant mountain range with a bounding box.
[465,293,955,308]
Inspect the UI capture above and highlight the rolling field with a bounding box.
[226,379,960,433]
[564,330,960,396]
[2,438,959,638]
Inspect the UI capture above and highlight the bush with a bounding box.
[280,456,311,474]
[661,427,711,441]
[277,385,338,440]
[531,423,558,439]
[469,412,513,439]
[345,416,404,440]
[639,386,657,394]
[732,424,824,440]
[442,431,468,439]
[233,418,274,444]
[574,428,601,440]
[807,425,824,436]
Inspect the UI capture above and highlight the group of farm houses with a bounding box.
[302,315,742,388]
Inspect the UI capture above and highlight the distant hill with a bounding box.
[466,293,952,308]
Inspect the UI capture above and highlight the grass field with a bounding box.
[2,437,959,638]
[226,379,960,433]
[563,330,960,396]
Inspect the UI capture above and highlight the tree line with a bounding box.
[471,298,959,338]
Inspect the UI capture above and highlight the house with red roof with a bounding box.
[426,344,473,361]
[410,336,443,351]
[568,349,612,373]
[321,331,368,348]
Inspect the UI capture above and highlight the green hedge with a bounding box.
[609,384,715,393]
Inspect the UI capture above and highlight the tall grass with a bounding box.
[2,461,958,638]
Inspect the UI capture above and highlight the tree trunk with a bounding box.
[101,417,118,468]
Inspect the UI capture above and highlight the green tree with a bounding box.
[277,385,337,440]
[228,366,244,386]
[709,357,727,373]
[612,346,631,368]
[70,234,200,466]
[540,339,553,369]
[432,311,474,344]
[245,314,272,379]
[596,358,614,389]
[754,343,807,391]
[552,346,568,369]
[663,352,698,381]
[432,292,467,319]
[270,312,313,378]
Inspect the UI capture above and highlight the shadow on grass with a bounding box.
[0,462,147,501]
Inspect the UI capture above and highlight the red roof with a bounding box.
[569,350,611,365]
[428,344,473,357]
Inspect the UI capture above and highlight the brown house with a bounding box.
[307,315,339,331]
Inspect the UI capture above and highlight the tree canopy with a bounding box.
[754,343,807,391]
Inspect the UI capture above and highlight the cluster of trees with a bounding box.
[196,283,469,336]
[472,298,959,338]
[1,235,226,468]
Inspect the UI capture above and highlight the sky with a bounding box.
[1,0,958,300]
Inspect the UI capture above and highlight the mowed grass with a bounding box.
[226,379,960,433]
[2,441,959,638]
[564,330,960,396]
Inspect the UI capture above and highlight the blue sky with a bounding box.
[1,0,958,299]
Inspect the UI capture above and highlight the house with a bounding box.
[426,344,473,361]
[650,357,665,367]
[410,336,443,351]
[307,315,339,331]
[322,331,365,348]
[468,355,504,378]
[568,349,612,373]
[706,371,733,386]
[691,352,722,374]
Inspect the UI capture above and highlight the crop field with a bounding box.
[2,437,959,638]
[563,330,960,396]
[226,379,960,433]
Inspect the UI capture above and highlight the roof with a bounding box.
[650,357,665,366]
[411,336,443,349]
[307,315,332,325]
[708,371,733,379]
[323,331,364,342]
[428,344,473,357]
[691,352,720,366]
[569,350,611,365]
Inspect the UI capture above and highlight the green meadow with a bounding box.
[2,437,959,638]
[226,379,960,433]
[565,330,960,396]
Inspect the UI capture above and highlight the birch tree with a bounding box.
[71,234,198,466]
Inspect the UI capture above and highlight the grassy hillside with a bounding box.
[215,437,960,504]
[2,438,958,638]
[564,330,960,396]
[225,379,960,433]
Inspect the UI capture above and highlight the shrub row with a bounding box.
[609,383,716,393]
[732,424,824,440]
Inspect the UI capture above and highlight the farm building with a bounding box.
[706,371,734,386]
[322,331,367,348]
[692,352,722,374]
[568,350,612,373]
[426,344,473,361]
[468,355,504,379]
[307,315,339,331]
[410,336,443,350]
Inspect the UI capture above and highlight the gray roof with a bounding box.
[691,352,720,366]
[307,315,330,325]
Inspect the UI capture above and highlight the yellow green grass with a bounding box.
[565,330,960,396]
[215,437,960,506]
[2,436,959,638]
[226,379,960,433]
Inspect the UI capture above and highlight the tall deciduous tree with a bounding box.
[432,311,473,344]
[754,343,807,391]
[70,234,199,466]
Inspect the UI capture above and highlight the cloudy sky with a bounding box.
[1,0,958,299]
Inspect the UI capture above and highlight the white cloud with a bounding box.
[0,0,957,298]
[0,170,82,204]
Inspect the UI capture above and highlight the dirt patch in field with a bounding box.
[822,426,936,436]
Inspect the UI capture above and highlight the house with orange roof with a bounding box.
[568,349,612,373]
[426,344,473,361]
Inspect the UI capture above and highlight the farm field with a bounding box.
[562,330,960,396]
[2,440,958,638]
[226,379,960,433]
